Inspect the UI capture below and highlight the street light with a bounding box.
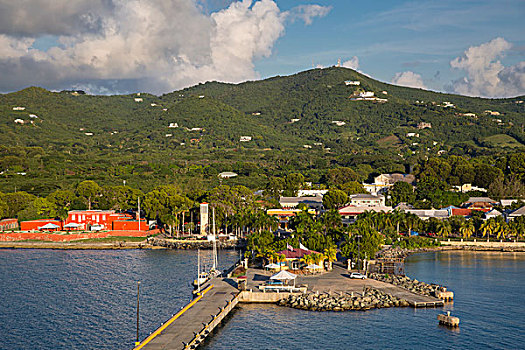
[356,235,362,273]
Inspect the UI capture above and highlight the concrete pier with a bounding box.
[135,264,447,349]
[135,278,238,350]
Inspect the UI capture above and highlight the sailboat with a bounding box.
[192,207,220,291]
[192,249,209,289]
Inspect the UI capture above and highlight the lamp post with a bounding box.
[356,235,362,273]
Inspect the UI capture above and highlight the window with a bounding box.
[102,215,106,221]
[72,214,76,221]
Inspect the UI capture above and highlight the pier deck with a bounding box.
[245,266,443,308]
[136,278,239,350]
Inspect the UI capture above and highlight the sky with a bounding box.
[0,0,524,97]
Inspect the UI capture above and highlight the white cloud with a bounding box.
[342,56,359,70]
[392,71,427,89]
[0,0,330,94]
[450,37,525,97]
[288,4,331,25]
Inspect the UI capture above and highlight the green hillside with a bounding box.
[1,67,524,195]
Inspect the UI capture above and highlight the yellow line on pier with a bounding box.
[133,285,214,350]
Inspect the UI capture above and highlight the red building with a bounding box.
[20,219,63,231]
[112,219,149,231]
[65,210,133,230]
[0,218,18,231]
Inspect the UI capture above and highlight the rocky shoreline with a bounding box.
[147,237,244,250]
[277,287,410,312]
[369,272,447,297]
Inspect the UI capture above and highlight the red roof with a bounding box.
[277,248,319,259]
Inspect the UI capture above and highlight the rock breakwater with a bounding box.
[147,237,244,250]
[369,273,446,297]
[277,288,409,311]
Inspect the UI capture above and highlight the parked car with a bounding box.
[350,272,366,279]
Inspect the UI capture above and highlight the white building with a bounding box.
[359,91,374,98]
[349,194,386,207]
[332,120,346,126]
[14,119,24,124]
[345,81,360,86]
[240,136,252,142]
[168,123,179,128]
[134,98,143,102]
[218,172,238,179]
[297,189,328,197]
[12,107,25,111]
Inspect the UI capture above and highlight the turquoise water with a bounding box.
[0,250,523,349]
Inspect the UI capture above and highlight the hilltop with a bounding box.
[0,67,523,195]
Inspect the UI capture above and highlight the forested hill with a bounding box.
[1,67,524,195]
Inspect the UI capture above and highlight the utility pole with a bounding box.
[356,235,362,273]
[137,197,141,231]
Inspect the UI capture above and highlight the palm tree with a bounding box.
[459,221,475,239]
[323,246,337,270]
[276,253,286,270]
[300,253,314,266]
[480,220,496,240]
[310,252,326,270]
[436,220,452,238]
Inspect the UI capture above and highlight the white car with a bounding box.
[350,272,367,279]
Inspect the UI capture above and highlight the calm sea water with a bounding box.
[0,250,523,350]
[206,251,525,350]
[0,248,238,350]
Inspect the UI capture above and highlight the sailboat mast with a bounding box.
[197,248,200,292]
[212,207,218,271]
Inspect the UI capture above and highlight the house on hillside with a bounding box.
[267,208,316,230]
[484,209,502,220]
[417,122,432,129]
[339,205,393,224]
[374,173,416,186]
[462,197,498,210]
[405,209,449,220]
[452,184,487,193]
[349,194,385,207]
[345,81,360,86]
[218,171,238,179]
[297,189,328,197]
[507,206,525,221]
[279,196,323,210]
[500,199,520,207]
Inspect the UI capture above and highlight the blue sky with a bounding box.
[0,0,524,97]
[256,0,525,94]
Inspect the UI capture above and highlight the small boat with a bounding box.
[192,272,209,287]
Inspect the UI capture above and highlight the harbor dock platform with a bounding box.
[135,278,239,350]
[134,265,445,349]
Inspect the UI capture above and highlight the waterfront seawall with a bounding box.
[440,240,525,251]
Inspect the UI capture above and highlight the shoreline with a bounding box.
[0,240,164,250]
[2,239,524,252]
